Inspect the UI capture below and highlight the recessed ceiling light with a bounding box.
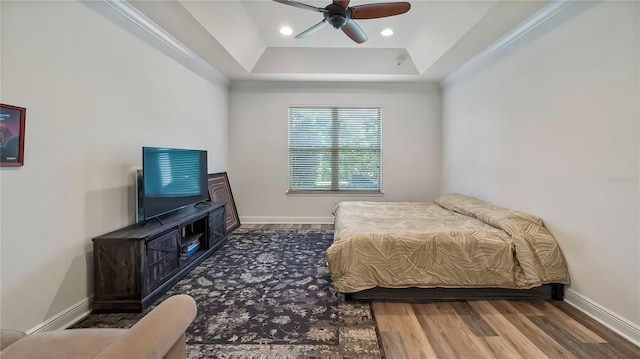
[280,26,293,36]
[381,29,394,37]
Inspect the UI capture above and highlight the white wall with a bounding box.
[442,1,639,339]
[229,82,441,222]
[0,1,228,332]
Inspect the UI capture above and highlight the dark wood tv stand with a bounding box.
[92,202,226,313]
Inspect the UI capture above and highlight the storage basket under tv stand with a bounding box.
[92,202,226,313]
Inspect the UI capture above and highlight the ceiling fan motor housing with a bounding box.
[324,4,350,28]
[274,0,411,43]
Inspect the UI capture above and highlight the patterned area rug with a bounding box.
[73,228,384,359]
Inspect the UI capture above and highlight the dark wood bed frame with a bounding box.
[344,283,564,302]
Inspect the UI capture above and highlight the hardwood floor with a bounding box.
[374,300,639,359]
[240,224,640,359]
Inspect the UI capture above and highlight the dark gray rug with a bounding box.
[73,228,384,358]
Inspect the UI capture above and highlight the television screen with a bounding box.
[142,147,208,220]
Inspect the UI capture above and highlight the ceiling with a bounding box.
[129,0,551,82]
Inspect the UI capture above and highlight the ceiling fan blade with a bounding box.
[295,20,328,39]
[342,19,367,44]
[273,0,327,13]
[333,0,350,9]
[351,2,411,19]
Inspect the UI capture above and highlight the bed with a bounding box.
[327,193,570,300]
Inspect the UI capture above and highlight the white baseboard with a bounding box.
[28,296,93,334]
[240,216,334,224]
[565,289,640,347]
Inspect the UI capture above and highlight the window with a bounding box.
[288,107,381,193]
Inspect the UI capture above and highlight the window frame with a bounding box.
[287,106,383,195]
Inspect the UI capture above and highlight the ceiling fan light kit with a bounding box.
[280,26,293,35]
[273,0,411,44]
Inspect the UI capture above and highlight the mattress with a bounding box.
[327,195,570,293]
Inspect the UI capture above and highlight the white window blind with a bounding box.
[288,107,381,192]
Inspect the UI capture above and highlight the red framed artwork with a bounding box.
[0,104,26,167]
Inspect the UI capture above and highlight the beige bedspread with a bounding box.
[327,194,570,293]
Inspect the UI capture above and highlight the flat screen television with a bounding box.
[142,147,208,221]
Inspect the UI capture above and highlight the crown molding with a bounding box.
[97,0,229,86]
[443,0,575,86]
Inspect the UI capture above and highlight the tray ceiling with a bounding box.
[129,0,551,82]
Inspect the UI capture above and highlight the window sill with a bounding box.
[286,190,384,197]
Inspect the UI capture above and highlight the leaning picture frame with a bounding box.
[207,172,240,234]
[0,103,26,167]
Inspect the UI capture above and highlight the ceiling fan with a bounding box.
[273,0,411,44]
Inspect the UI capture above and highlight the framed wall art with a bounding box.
[207,172,240,234]
[0,103,26,167]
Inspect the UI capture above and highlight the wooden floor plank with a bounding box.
[528,315,604,359]
[412,302,460,359]
[585,343,636,359]
[378,331,412,359]
[449,300,498,337]
[551,302,640,359]
[537,301,606,343]
[508,300,546,316]
[413,302,495,359]
[471,300,553,359]
[373,302,438,359]
[488,300,576,359]
[482,336,529,359]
